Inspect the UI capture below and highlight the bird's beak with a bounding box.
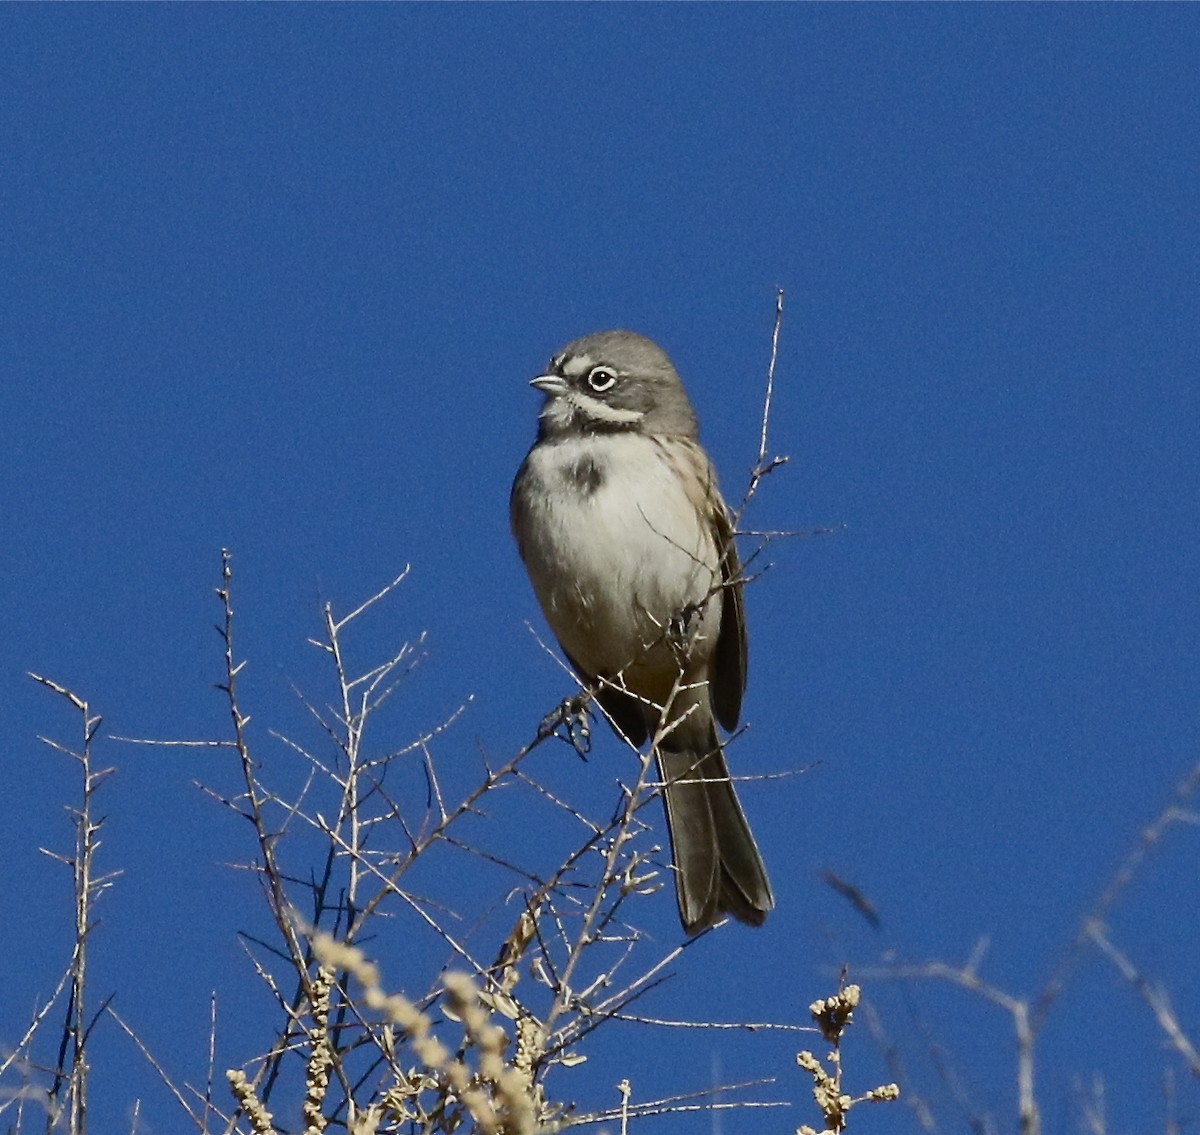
[530,374,569,396]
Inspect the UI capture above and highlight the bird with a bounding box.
[510,329,774,934]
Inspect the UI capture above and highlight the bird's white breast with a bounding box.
[516,432,723,683]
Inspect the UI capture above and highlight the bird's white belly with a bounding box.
[519,433,722,683]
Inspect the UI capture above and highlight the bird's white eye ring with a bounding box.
[587,366,618,393]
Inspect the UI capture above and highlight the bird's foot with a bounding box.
[667,600,705,661]
[537,692,593,758]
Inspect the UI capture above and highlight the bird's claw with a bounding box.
[667,601,703,660]
[538,693,593,758]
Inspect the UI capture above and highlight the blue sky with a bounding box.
[3,6,1199,1133]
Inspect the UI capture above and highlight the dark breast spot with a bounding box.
[566,455,604,495]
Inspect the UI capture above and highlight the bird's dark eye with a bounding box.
[586,366,618,393]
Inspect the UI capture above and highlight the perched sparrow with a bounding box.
[510,330,774,934]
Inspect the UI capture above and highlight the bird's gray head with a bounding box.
[529,330,700,440]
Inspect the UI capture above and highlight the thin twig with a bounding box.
[1086,920,1200,1077]
[866,956,1040,1135]
[1035,757,1200,1029]
[757,287,784,469]
[108,1006,205,1129]
[29,673,112,1135]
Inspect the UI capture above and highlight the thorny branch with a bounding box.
[28,673,119,1135]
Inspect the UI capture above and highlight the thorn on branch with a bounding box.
[754,454,789,479]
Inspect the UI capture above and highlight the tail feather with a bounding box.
[657,724,773,935]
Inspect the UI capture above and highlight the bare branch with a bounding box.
[1036,757,1200,1029]
[1087,920,1200,1078]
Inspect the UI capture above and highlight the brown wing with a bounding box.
[665,439,748,734]
[710,499,748,733]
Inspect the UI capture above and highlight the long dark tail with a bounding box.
[656,719,774,935]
